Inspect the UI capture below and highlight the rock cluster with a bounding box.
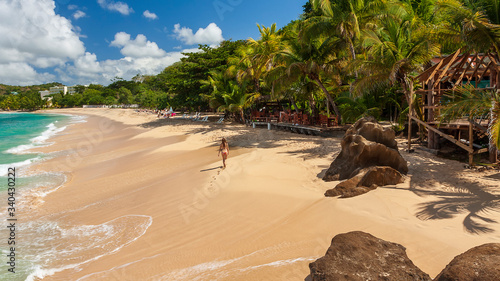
[308,232,500,281]
[434,243,500,281]
[323,117,408,197]
[324,166,405,198]
[309,231,431,281]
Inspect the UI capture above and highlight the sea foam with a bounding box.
[22,215,153,281]
[0,157,41,176]
[5,122,67,154]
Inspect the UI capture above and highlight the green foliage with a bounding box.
[3,0,500,128]
[439,84,500,150]
[337,92,382,123]
[118,87,133,104]
[439,84,493,122]
[157,40,246,110]
[0,91,44,111]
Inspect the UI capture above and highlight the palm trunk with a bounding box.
[254,79,260,95]
[313,77,342,124]
[240,108,246,124]
[349,40,358,80]
[310,95,317,118]
[290,98,300,114]
[489,102,499,163]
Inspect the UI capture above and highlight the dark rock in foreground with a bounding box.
[325,166,404,198]
[309,231,432,281]
[434,243,500,281]
[323,117,408,182]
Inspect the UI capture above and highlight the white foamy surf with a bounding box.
[6,122,67,154]
[20,215,153,281]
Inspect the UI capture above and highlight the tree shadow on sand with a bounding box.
[405,151,500,234]
[139,117,343,159]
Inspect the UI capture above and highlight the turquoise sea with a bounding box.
[0,112,70,177]
[0,113,157,280]
[0,112,80,280]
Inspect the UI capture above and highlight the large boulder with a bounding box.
[323,117,408,182]
[309,231,432,281]
[434,243,500,281]
[325,166,405,198]
[345,116,398,150]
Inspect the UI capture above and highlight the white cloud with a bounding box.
[73,52,102,76]
[0,0,206,86]
[59,32,197,85]
[73,10,86,20]
[0,0,85,84]
[64,50,195,85]
[110,32,167,58]
[68,5,78,10]
[97,0,133,15]
[0,62,55,86]
[173,23,224,45]
[143,10,158,20]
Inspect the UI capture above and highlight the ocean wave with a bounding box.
[238,256,319,272]
[69,115,87,124]
[0,157,41,176]
[5,122,67,154]
[24,172,68,199]
[47,113,87,124]
[23,215,153,281]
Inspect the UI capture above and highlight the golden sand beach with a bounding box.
[21,108,500,280]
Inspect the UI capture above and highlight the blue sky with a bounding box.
[0,0,304,86]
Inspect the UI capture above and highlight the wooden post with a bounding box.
[490,147,498,163]
[469,120,474,166]
[408,88,413,151]
[427,80,436,149]
[434,127,440,149]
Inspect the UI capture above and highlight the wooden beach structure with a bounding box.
[249,102,341,136]
[409,49,499,165]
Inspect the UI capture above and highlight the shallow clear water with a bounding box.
[0,112,153,280]
[0,112,73,280]
[0,112,70,178]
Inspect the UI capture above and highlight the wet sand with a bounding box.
[23,108,500,280]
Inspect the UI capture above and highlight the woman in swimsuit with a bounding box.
[218,138,229,168]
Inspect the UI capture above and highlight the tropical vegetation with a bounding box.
[2,0,500,150]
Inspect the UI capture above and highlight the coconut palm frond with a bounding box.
[489,92,500,149]
[439,85,493,123]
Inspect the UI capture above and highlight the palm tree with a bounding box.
[203,71,256,123]
[439,84,500,152]
[219,81,256,124]
[274,26,346,123]
[201,70,231,111]
[435,0,500,54]
[307,0,385,64]
[461,0,500,24]
[355,2,440,106]
[228,23,283,97]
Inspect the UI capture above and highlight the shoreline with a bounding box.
[13,108,500,280]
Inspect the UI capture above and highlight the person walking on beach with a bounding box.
[218,138,229,168]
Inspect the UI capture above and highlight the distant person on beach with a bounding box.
[218,138,229,168]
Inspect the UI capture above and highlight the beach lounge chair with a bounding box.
[216,117,224,124]
[189,112,199,120]
[198,116,209,122]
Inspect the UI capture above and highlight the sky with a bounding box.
[0,0,305,86]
